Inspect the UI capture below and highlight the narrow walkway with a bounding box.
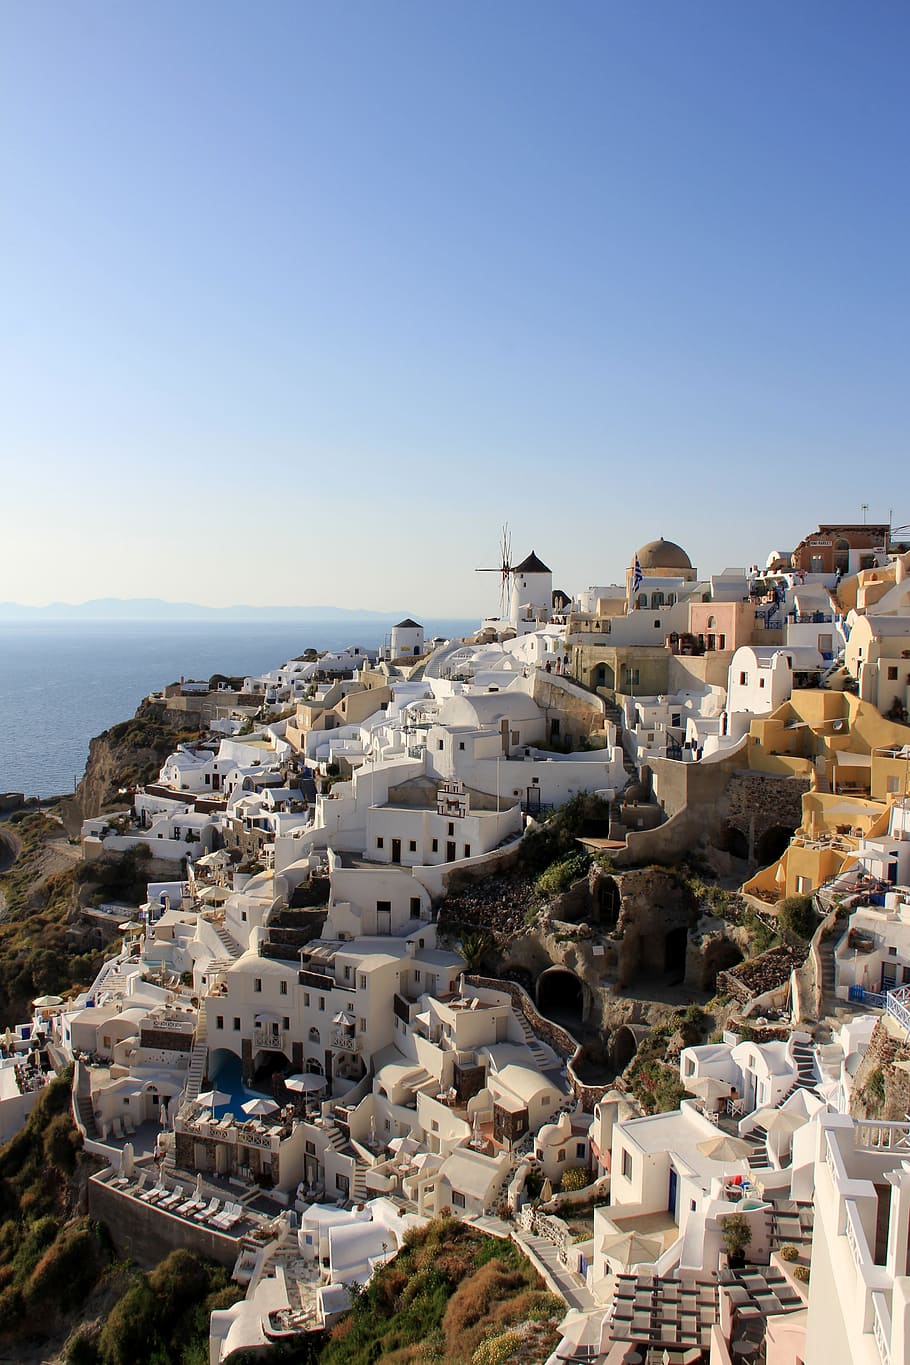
[512,1227,598,1312]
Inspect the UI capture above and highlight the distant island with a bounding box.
[0,598,404,622]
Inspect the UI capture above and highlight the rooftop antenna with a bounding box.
[861,502,869,524]
[475,524,513,617]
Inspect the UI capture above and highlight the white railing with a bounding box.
[844,1198,865,1271]
[332,1031,360,1053]
[853,1120,910,1152]
[886,985,910,1035]
[872,1291,891,1365]
[253,1029,286,1051]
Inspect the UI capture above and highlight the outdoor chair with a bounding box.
[194,1198,221,1222]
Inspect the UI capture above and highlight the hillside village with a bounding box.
[6,521,910,1365]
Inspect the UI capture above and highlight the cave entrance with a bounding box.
[704,941,744,992]
[719,824,750,861]
[756,825,794,867]
[610,1026,639,1075]
[252,1049,292,1089]
[537,968,584,1030]
[664,926,689,983]
[596,876,620,928]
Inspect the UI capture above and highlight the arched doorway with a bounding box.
[593,663,615,690]
[596,876,620,928]
[610,1026,639,1074]
[537,967,585,1029]
[756,825,793,867]
[664,926,689,983]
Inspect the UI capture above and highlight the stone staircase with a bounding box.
[184,1010,208,1105]
[741,1121,772,1172]
[352,1159,369,1203]
[213,923,243,959]
[791,1039,820,1091]
[75,1088,100,1141]
[819,935,837,1007]
[517,1013,556,1070]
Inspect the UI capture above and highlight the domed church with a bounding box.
[626,537,698,593]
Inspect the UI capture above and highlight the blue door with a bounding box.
[668,1166,678,1216]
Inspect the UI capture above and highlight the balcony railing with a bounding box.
[254,1028,287,1051]
[332,1031,360,1053]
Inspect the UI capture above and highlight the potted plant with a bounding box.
[722,1212,752,1269]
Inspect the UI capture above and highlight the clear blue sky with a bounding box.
[2,1,907,615]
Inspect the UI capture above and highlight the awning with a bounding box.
[254,1011,282,1024]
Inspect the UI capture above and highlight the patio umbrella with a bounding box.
[118,921,143,933]
[697,1134,755,1162]
[119,1142,135,1179]
[242,1097,280,1118]
[751,1107,808,1159]
[284,1073,326,1094]
[600,1229,663,1269]
[196,1088,231,1120]
[539,1177,553,1203]
[687,1076,731,1103]
[32,995,64,1009]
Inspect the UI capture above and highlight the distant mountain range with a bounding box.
[0,598,403,622]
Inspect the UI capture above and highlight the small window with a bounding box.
[415,970,422,983]
[759,678,765,688]
[621,1148,633,1180]
[254,978,262,993]
[377,836,384,849]
[359,976,367,990]
[438,739,444,750]
[306,1141,316,1156]
[576,1142,586,1158]
[344,964,352,979]
[448,822,454,836]
[459,741,465,750]
[318,997,325,1011]
[233,1017,240,1031]
[283,1016,290,1030]
[557,1148,565,1162]
[464,844,471,858]
[411,897,421,915]
[889,946,898,956]
[280,980,288,995]
[215,1015,224,1030]
[432,838,438,852]
[888,777,901,793]
[739,672,748,686]
[409,839,417,852]
[304,992,310,1007]
[360,1017,366,1031]
[452,1190,465,1208]
[888,666,899,681]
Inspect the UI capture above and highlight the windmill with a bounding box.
[476,524,513,617]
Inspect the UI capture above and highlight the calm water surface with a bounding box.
[0,619,474,798]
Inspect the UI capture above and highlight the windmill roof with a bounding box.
[513,551,551,574]
[395,619,423,629]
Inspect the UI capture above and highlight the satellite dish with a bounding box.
[833,720,844,732]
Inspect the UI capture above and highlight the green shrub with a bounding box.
[472,1330,522,1364]
[793,1264,810,1282]
[779,1244,799,1262]
[535,851,590,898]
[777,894,817,943]
[559,1167,590,1192]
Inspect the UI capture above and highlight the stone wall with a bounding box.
[88,1176,243,1269]
[724,772,809,860]
[466,973,610,1112]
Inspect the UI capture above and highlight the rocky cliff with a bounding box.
[61,701,200,832]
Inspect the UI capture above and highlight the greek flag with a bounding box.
[631,555,643,594]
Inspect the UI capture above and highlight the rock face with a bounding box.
[61,701,200,831]
[850,1019,910,1120]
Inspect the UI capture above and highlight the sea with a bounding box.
[0,619,477,799]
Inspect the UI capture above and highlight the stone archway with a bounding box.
[610,1024,644,1075]
[536,967,585,1029]
[755,824,793,868]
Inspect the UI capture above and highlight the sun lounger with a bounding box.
[159,1189,184,1209]
[177,1196,205,1216]
[140,1181,167,1202]
[212,1202,242,1230]
[194,1198,221,1222]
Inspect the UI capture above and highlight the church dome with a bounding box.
[635,537,692,571]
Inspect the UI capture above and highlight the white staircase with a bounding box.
[184,1009,208,1105]
[213,923,243,959]
[517,1013,557,1070]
